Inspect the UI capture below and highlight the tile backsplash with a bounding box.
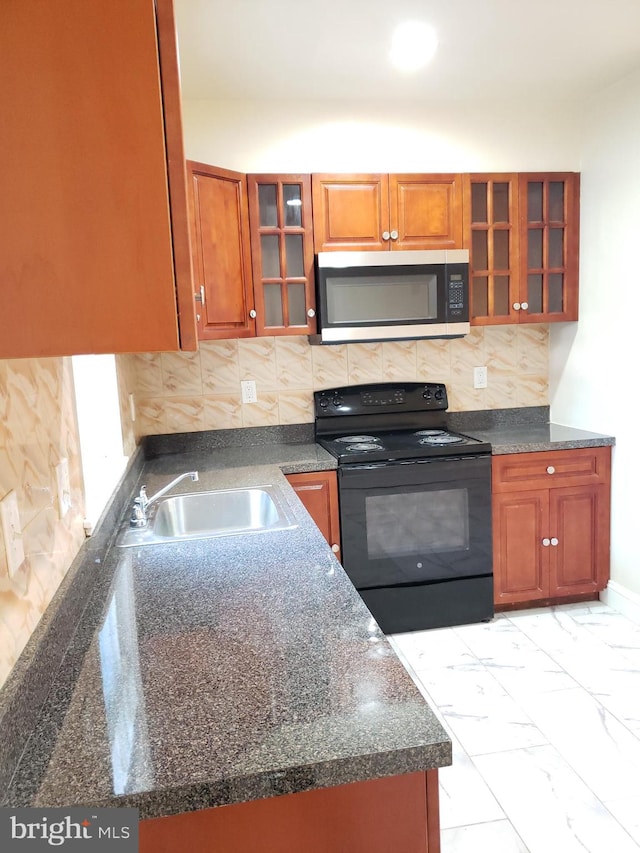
[0,358,86,688]
[121,326,549,437]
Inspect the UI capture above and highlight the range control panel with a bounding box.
[314,382,449,417]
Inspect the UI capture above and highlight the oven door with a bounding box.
[338,455,492,589]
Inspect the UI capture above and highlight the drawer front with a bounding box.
[492,447,611,492]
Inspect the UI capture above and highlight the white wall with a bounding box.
[550,69,640,597]
[182,99,582,172]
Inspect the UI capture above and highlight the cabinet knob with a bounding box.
[382,231,391,241]
[542,538,551,547]
[331,543,340,553]
[521,301,529,310]
[513,302,521,310]
[390,230,399,240]
[546,466,555,474]
[307,308,316,318]
[249,309,257,319]
[551,537,559,546]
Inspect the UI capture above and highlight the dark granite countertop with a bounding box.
[469,423,615,455]
[1,434,451,819]
[1,411,614,819]
[448,407,615,455]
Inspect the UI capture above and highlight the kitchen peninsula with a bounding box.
[0,433,451,853]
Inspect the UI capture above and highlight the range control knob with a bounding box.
[434,389,444,401]
[332,397,344,408]
[319,398,329,408]
[423,389,432,400]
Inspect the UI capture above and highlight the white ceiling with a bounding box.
[174,0,640,103]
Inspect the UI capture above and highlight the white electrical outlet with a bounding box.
[55,458,72,517]
[473,366,488,389]
[0,490,26,577]
[241,379,258,404]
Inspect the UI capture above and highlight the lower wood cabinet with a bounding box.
[285,470,341,560]
[492,447,611,607]
[140,770,440,853]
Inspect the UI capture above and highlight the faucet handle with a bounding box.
[130,497,147,528]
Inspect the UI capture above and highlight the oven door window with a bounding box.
[339,457,492,589]
[366,488,469,559]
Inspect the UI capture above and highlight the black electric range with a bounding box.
[315,382,494,634]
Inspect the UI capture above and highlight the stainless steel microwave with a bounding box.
[312,249,470,344]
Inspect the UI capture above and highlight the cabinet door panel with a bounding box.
[391,175,462,249]
[312,175,389,252]
[463,174,520,325]
[493,490,549,603]
[519,173,579,323]
[247,175,316,336]
[550,484,610,595]
[187,163,255,339]
[1,0,195,357]
[286,472,341,559]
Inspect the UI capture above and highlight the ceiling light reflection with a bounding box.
[390,20,438,73]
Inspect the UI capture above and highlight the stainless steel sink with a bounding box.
[117,485,296,547]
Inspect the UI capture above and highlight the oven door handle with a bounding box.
[341,454,489,471]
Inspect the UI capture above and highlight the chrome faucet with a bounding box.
[129,471,199,528]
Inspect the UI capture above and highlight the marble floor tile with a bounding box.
[474,745,640,853]
[416,665,548,756]
[604,796,640,845]
[441,819,530,852]
[390,626,478,669]
[518,686,640,801]
[439,733,505,829]
[393,603,640,851]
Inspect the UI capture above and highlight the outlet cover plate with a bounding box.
[241,380,257,404]
[0,490,26,577]
[473,366,488,389]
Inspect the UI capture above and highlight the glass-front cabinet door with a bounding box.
[464,174,520,325]
[247,174,316,335]
[518,173,579,323]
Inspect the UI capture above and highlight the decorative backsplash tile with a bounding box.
[0,358,86,689]
[120,327,549,437]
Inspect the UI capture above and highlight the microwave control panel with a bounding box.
[446,264,468,319]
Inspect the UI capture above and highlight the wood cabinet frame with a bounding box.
[312,173,463,253]
[518,172,580,323]
[0,0,197,357]
[247,174,317,336]
[492,447,611,607]
[140,770,441,853]
[286,470,341,559]
[186,161,256,340]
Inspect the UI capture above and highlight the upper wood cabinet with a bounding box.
[312,174,463,253]
[0,0,197,358]
[465,173,579,326]
[187,162,256,340]
[463,174,521,325]
[518,173,580,323]
[246,175,317,336]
